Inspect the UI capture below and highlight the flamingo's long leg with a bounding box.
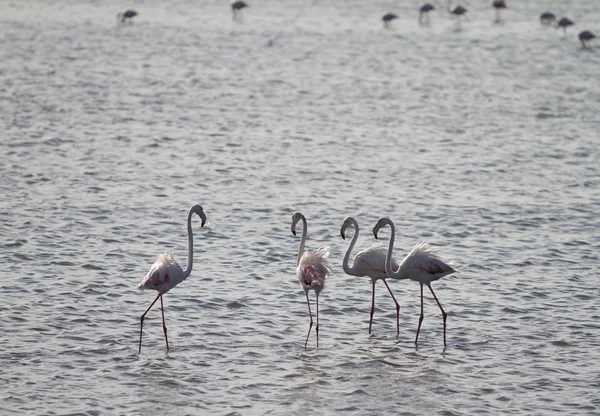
[139,293,161,354]
[316,294,320,348]
[160,295,169,353]
[428,284,447,348]
[415,283,424,346]
[369,280,376,334]
[304,292,313,350]
[382,279,400,338]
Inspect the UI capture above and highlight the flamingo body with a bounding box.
[451,6,467,16]
[557,17,574,34]
[117,9,137,24]
[382,12,398,28]
[137,253,185,295]
[579,30,596,47]
[373,217,455,347]
[492,0,507,9]
[540,12,556,25]
[136,204,207,354]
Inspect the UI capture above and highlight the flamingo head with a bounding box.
[373,217,392,239]
[340,216,356,240]
[190,204,207,227]
[291,212,305,236]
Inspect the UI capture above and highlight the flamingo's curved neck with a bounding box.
[297,216,308,266]
[183,209,195,279]
[384,220,403,279]
[342,219,360,275]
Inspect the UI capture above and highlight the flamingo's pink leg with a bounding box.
[427,284,447,348]
[304,292,313,350]
[316,294,320,348]
[415,283,424,346]
[382,279,400,338]
[369,280,376,334]
[160,295,169,353]
[139,293,161,354]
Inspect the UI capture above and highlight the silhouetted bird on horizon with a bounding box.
[540,11,556,26]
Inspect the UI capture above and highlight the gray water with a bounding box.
[1,0,600,414]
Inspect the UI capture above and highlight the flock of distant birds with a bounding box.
[117,0,597,48]
[137,205,456,354]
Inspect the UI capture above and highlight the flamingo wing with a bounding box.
[137,253,184,294]
[400,241,456,283]
[353,244,400,279]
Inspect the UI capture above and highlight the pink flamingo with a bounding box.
[136,204,207,354]
[341,217,402,337]
[291,212,331,349]
[373,218,455,348]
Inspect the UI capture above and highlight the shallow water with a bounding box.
[1,0,600,414]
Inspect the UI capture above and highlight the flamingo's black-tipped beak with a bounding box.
[201,218,206,227]
[341,231,346,240]
[292,230,296,236]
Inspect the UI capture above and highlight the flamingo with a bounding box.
[579,30,596,48]
[116,9,137,24]
[492,0,507,23]
[231,1,248,21]
[540,11,556,26]
[382,12,398,29]
[373,218,456,348]
[136,204,207,354]
[341,217,402,337]
[291,212,331,349]
[557,17,574,35]
[419,4,435,26]
[448,0,467,20]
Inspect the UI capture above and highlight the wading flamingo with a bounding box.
[231,1,248,21]
[373,218,455,348]
[291,212,331,349]
[341,217,402,337]
[578,30,596,48]
[540,12,556,26]
[117,9,137,24]
[419,4,435,26]
[382,12,398,29]
[136,204,207,354]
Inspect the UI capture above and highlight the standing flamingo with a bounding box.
[419,4,435,26]
[231,1,248,21]
[557,17,574,35]
[136,204,207,354]
[540,12,556,26]
[291,212,331,349]
[492,0,507,23]
[116,9,138,24]
[579,30,596,48]
[373,218,456,348]
[382,12,399,29]
[341,217,402,337]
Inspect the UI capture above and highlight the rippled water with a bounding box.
[1,0,600,414]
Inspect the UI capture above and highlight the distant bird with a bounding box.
[450,5,467,17]
[419,4,435,26]
[136,204,207,354]
[341,217,401,337]
[231,1,248,21]
[557,17,574,34]
[579,30,596,48]
[373,218,456,348]
[540,11,556,26]
[382,12,398,29]
[116,9,137,24]
[492,0,507,23]
[291,212,331,349]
